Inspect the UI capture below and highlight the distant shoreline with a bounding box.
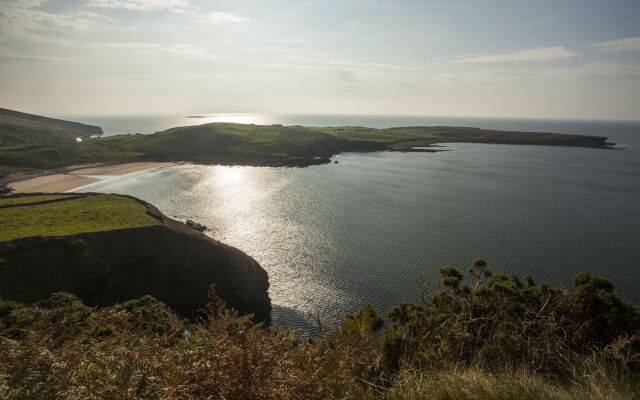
[1,107,617,186]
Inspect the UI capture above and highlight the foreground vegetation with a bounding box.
[1,261,638,399]
[0,194,160,241]
[1,108,611,179]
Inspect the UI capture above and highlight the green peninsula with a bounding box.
[0,108,613,179]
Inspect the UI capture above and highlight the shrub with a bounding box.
[343,303,384,338]
[382,261,640,375]
[115,295,183,336]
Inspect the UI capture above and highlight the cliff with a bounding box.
[0,194,271,324]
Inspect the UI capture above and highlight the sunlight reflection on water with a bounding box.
[193,114,267,126]
[152,165,352,331]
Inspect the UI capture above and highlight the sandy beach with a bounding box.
[8,162,174,193]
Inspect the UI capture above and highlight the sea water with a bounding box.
[65,114,640,333]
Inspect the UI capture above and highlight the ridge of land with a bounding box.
[0,108,614,181]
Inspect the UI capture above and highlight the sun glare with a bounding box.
[199,114,265,125]
[211,166,248,186]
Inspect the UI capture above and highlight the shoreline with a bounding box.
[6,162,174,193]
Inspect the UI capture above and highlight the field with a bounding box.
[0,194,161,241]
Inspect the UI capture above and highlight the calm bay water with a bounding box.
[67,114,640,333]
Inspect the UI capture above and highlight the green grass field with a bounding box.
[0,194,76,206]
[0,194,161,241]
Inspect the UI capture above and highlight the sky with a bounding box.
[1,0,640,120]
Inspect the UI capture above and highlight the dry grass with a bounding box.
[1,294,638,400]
[2,261,639,400]
[372,362,640,400]
[0,294,383,399]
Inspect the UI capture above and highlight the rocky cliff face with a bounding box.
[0,199,271,324]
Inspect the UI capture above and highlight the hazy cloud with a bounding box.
[328,68,356,82]
[102,41,161,49]
[101,41,217,59]
[206,11,249,24]
[327,60,420,72]
[0,0,100,42]
[593,37,640,53]
[0,48,72,62]
[86,0,188,12]
[453,46,578,64]
[1,1,639,119]
[539,62,640,80]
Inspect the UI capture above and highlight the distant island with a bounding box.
[0,107,614,182]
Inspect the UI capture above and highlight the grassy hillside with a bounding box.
[0,194,161,241]
[0,109,105,178]
[0,108,613,180]
[1,262,638,399]
[0,108,102,147]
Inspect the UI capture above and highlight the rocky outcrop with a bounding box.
[0,197,271,324]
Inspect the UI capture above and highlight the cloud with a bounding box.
[101,42,219,59]
[453,46,578,64]
[593,37,640,53]
[328,69,356,82]
[206,11,249,24]
[86,0,188,12]
[0,0,101,42]
[155,43,218,58]
[102,41,161,49]
[327,60,421,72]
[538,62,640,81]
[0,48,72,63]
[4,0,42,8]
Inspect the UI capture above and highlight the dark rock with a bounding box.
[186,219,207,232]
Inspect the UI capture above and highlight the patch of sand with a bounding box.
[8,174,98,193]
[69,162,173,176]
[8,162,174,193]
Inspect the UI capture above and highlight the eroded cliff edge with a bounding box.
[0,195,272,324]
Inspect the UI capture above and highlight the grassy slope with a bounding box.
[0,108,102,147]
[0,194,160,241]
[0,194,76,206]
[0,109,105,178]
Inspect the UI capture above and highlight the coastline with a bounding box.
[6,162,174,193]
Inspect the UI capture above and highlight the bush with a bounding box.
[382,261,640,375]
[115,295,183,336]
[342,303,384,338]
